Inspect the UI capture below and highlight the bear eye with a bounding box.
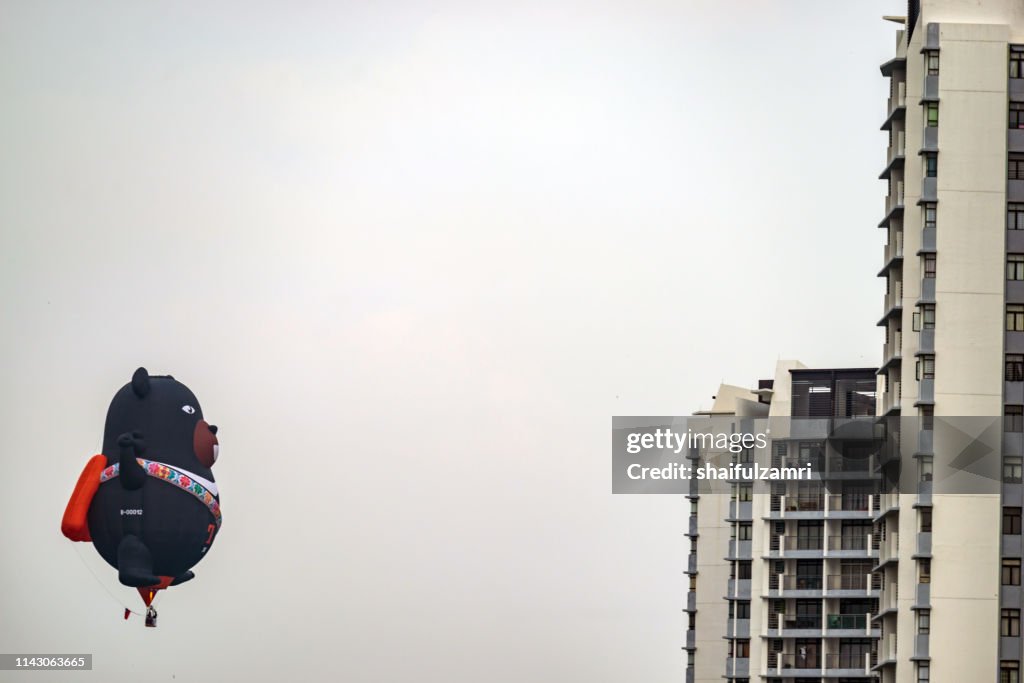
[182,405,196,415]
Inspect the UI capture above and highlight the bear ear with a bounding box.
[131,367,151,398]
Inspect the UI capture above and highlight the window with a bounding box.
[1008,609,1024,637]
[1013,48,1024,78]
[920,456,934,482]
[923,202,937,230]
[924,152,938,177]
[1006,456,1024,483]
[737,483,753,502]
[737,561,752,580]
[916,355,935,380]
[1007,406,1024,433]
[1012,154,1024,180]
[1009,305,1024,332]
[920,508,932,533]
[925,102,939,127]
[1007,508,1023,535]
[1003,660,1020,683]
[1004,558,1022,586]
[926,51,939,76]
[688,613,696,629]
[690,500,698,515]
[912,304,934,331]
[918,609,930,634]
[734,639,750,658]
[737,522,752,541]
[1012,102,1024,129]
[923,254,936,278]
[735,601,751,619]
[919,559,931,584]
[918,662,930,682]
[1012,203,1024,230]
[920,405,934,431]
[921,304,935,329]
[1009,355,1024,382]
[1010,255,1024,280]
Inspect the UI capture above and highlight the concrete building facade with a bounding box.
[687,2,1024,681]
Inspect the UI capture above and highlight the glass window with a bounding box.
[923,254,936,278]
[916,355,935,380]
[918,609,930,634]
[1009,305,1024,332]
[920,406,934,431]
[1012,204,1024,231]
[1009,355,1024,382]
[920,508,932,532]
[1011,154,1024,180]
[926,51,939,76]
[1008,406,1024,433]
[1012,102,1024,129]
[919,559,931,583]
[1013,48,1024,79]
[737,522,752,541]
[1006,456,1024,484]
[1004,558,1022,586]
[924,152,938,177]
[918,662,930,682]
[926,103,939,127]
[920,456,934,482]
[923,203,937,230]
[1002,660,1020,683]
[1010,255,1024,280]
[1007,508,1023,535]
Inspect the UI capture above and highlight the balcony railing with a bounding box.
[784,536,824,551]
[828,495,872,512]
[825,652,875,671]
[785,494,824,511]
[828,535,871,551]
[826,613,867,629]
[781,574,823,590]
[772,652,821,670]
[827,574,875,591]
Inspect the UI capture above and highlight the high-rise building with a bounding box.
[688,2,1024,681]
[685,363,881,683]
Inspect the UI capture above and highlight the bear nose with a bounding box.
[209,425,218,435]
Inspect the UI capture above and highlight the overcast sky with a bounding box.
[1,2,894,681]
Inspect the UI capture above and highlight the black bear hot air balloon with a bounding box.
[62,368,222,626]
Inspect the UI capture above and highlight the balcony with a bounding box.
[766,614,826,638]
[773,574,824,597]
[876,531,899,569]
[828,573,879,597]
[827,494,876,518]
[880,81,907,131]
[825,652,876,675]
[827,534,878,559]
[879,131,906,180]
[874,633,898,669]
[825,613,875,636]
[878,179,905,228]
[881,380,901,415]
[878,293,902,327]
[767,652,822,676]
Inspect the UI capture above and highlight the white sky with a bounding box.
[0,2,894,681]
